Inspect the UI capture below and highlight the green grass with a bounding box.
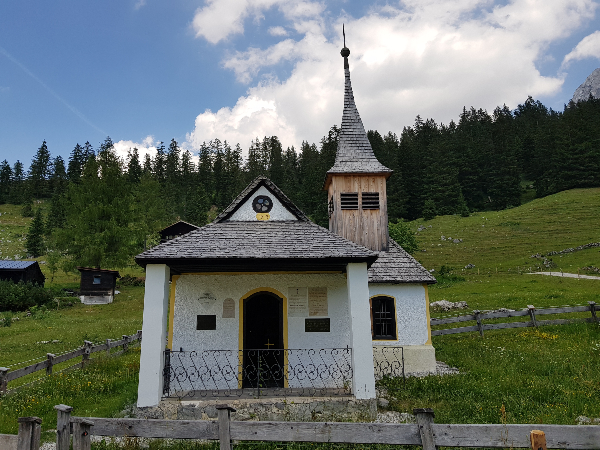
[380,322,600,425]
[0,348,140,434]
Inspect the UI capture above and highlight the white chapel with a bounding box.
[135,41,436,409]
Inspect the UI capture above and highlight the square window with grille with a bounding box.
[371,296,397,340]
[340,192,358,210]
[362,192,380,209]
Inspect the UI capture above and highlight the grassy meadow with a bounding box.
[0,188,598,438]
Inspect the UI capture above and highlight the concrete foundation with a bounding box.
[80,295,113,305]
[373,344,436,375]
[137,397,377,422]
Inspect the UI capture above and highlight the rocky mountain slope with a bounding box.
[571,67,600,103]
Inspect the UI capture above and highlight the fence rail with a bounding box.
[431,302,597,337]
[50,405,600,450]
[0,331,142,394]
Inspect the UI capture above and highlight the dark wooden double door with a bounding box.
[242,292,284,388]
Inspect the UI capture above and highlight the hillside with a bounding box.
[410,187,600,313]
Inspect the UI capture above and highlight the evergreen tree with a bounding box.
[67,144,85,182]
[127,148,143,184]
[26,208,45,257]
[153,142,166,183]
[8,161,24,204]
[28,140,51,198]
[142,153,153,175]
[49,156,68,195]
[422,199,437,220]
[268,136,284,186]
[82,141,95,161]
[46,191,67,234]
[0,160,12,204]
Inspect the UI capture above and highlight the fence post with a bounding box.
[55,404,73,450]
[474,310,484,337]
[216,404,236,450]
[589,301,597,323]
[17,417,42,450]
[122,335,129,352]
[414,408,436,450]
[82,341,92,367]
[105,339,111,357]
[46,354,55,376]
[530,430,547,450]
[71,418,94,450]
[0,367,8,394]
[528,305,537,327]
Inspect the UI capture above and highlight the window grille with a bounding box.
[362,192,380,209]
[371,296,396,340]
[340,192,358,210]
[328,196,334,218]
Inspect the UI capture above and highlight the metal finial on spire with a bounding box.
[340,24,350,66]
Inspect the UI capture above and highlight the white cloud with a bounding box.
[562,30,600,67]
[268,26,288,36]
[134,0,147,10]
[113,136,158,163]
[187,0,598,155]
[191,0,323,43]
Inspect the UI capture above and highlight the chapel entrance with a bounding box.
[242,292,284,388]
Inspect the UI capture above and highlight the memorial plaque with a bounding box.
[196,315,216,330]
[308,287,328,316]
[305,318,330,332]
[288,287,308,317]
[222,298,235,318]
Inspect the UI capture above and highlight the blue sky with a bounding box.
[1,0,599,166]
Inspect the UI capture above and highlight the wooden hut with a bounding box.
[159,221,199,243]
[77,267,120,305]
[0,261,45,286]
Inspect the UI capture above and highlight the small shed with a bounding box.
[159,221,199,243]
[77,267,120,305]
[0,261,45,286]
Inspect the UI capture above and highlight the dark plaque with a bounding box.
[196,315,216,330]
[305,318,330,332]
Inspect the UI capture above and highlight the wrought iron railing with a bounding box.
[372,346,405,382]
[163,348,353,398]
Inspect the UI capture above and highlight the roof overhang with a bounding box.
[323,170,393,191]
[136,256,378,275]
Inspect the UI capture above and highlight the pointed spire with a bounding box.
[325,26,391,187]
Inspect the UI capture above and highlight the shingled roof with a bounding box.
[136,178,378,273]
[324,44,392,189]
[368,239,436,284]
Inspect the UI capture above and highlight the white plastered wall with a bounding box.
[169,273,353,391]
[228,186,297,221]
[368,283,436,374]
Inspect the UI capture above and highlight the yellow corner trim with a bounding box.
[424,283,432,345]
[167,275,179,349]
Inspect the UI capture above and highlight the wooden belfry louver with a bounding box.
[323,26,393,251]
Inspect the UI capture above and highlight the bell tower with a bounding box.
[323,29,392,252]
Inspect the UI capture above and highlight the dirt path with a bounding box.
[527,272,600,280]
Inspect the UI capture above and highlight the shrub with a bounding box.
[0,280,56,312]
[388,220,419,254]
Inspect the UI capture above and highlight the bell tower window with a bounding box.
[361,192,380,209]
[328,196,334,218]
[340,192,359,210]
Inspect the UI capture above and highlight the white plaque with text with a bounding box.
[308,287,328,316]
[288,287,308,317]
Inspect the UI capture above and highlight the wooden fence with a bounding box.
[431,301,597,337]
[0,330,142,393]
[44,405,600,450]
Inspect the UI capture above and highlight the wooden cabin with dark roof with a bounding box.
[159,221,200,244]
[135,39,436,413]
[0,261,45,286]
[77,267,120,305]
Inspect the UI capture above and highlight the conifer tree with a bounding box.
[127,148,143,184]
[50,156,68,195]
[67,144,85,182]
[9,161,24,204]
[0,160,12,204]
[26,208,45,257]
[28,140,51,198]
